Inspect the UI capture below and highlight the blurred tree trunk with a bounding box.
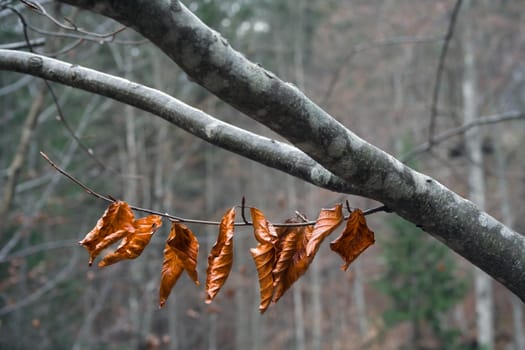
[291,1,306,349]
[250,161,264,350]
[150,48,181,350]
[0,87,43,343]
[353,258,367,341]
[287,175,306,350]
[122,51,149,349]
[234,184,250,349]
[493,125,524,350]
[124,94,141,349]
[205,115,218,350]
[311,252,323,349]
[0,86,44,222]
[462,1,493,348]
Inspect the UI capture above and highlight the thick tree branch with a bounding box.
[10,1,525,300]
[0,49,354,195]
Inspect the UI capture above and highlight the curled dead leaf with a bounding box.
[330,209,375,271]
[272,221,313,302]
[159,222,200,308]
[79,201,135,266]
[250,208,277,313]
[206,207,235,303]
[306,204,343,257]
[98,215,162,267]
[159,242,184,308]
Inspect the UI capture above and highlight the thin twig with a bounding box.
[0,37,46,50]
[322,35,443,106]
[8,4,120,173]
[363,205,390,215]
[241,196,251,225]
[427,0,463,148]
[20,0,127,42]
[43,38,84,57]
[40,152,389,229]
[40,152,114,202]
[45,80,121,172]
[404,110,524,162]
[345,199,352,214]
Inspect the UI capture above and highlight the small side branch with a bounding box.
[404,110,525,162]
[40,152,390,228]
[19,0,127,42]
[0,38,46,50]
[427,0,463,148]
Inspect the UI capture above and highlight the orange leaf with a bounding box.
[159,222,200,308]
[330,209,375,271]
[206,207,235,304]
[306,204,344,257]
[250,208,277,313]
[159,242,184,308]
[272,221,313,302]
[98,215,162,267]
[79,201,135,266]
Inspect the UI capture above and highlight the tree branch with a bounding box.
[0,49,355,195]
[6,1,525,300]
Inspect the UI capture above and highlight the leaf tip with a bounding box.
[98,260,108,268]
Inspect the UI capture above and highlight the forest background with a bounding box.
[0,0,524,349]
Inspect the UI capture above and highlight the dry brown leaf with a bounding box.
[305,204,344,257]
[272,221,313,302]
[206,207,235,304]
[98,215,162,267]
[79,201,135,266]
[330,209,375,271]
[250,207,277,313]
[159,242,184,308]
[167,222,200,285]
[159,222,200,308]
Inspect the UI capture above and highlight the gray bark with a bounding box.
[1,0,525,301]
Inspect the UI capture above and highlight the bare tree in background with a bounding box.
[1,1,525,349]
[461,1,494,347]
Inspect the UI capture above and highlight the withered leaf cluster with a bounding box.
[79,201,161,267]
[79,201,375,312]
